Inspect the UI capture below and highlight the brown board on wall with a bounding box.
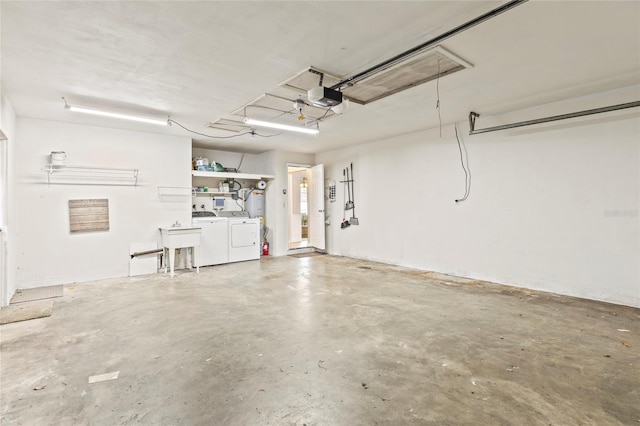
[69,199,109,233]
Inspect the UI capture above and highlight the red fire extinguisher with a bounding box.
[262,241,269,256]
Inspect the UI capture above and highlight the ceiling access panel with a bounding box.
[342,47,472,105]
[281,47,471,106]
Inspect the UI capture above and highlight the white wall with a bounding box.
[14,118,192,288]
[317,91,640,307]
[0,89,17,305]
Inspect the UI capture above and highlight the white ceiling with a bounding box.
[2,1,639,154]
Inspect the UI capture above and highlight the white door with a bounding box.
[308,164,325,250]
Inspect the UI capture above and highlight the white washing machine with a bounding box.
[228,217,260,262]
[192,215,228,266]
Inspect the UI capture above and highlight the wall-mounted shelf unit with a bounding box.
[157,186,193,198]
[43,164,139,186]
[192,171,274,180]
[193,191,235,196]
[191,171,271,212]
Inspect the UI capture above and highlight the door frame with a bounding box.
[286,162,326,252]
[287,163,311,249]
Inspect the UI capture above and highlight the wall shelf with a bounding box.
[192,171,274,180]
[44,164,139,186]
[157,186,194,198]
[192,191,235,196]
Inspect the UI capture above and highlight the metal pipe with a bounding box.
[330,0,528,91]
[468,101,640,135]
[130,248,163,259]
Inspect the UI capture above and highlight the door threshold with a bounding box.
[286,247,316,255]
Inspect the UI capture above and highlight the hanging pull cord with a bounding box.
[454,124,471,203]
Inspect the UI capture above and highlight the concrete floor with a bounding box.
[1,255,639,425]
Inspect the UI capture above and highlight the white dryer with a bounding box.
[228,217,260,262]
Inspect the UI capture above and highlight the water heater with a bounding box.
[245,189,265,218]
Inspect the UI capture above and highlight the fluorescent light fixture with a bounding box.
[244,117,319,135]
[64,102,168,126]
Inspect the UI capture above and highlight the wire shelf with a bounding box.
[43,164,140,186]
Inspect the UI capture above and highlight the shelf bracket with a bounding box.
[468,111,480,133]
